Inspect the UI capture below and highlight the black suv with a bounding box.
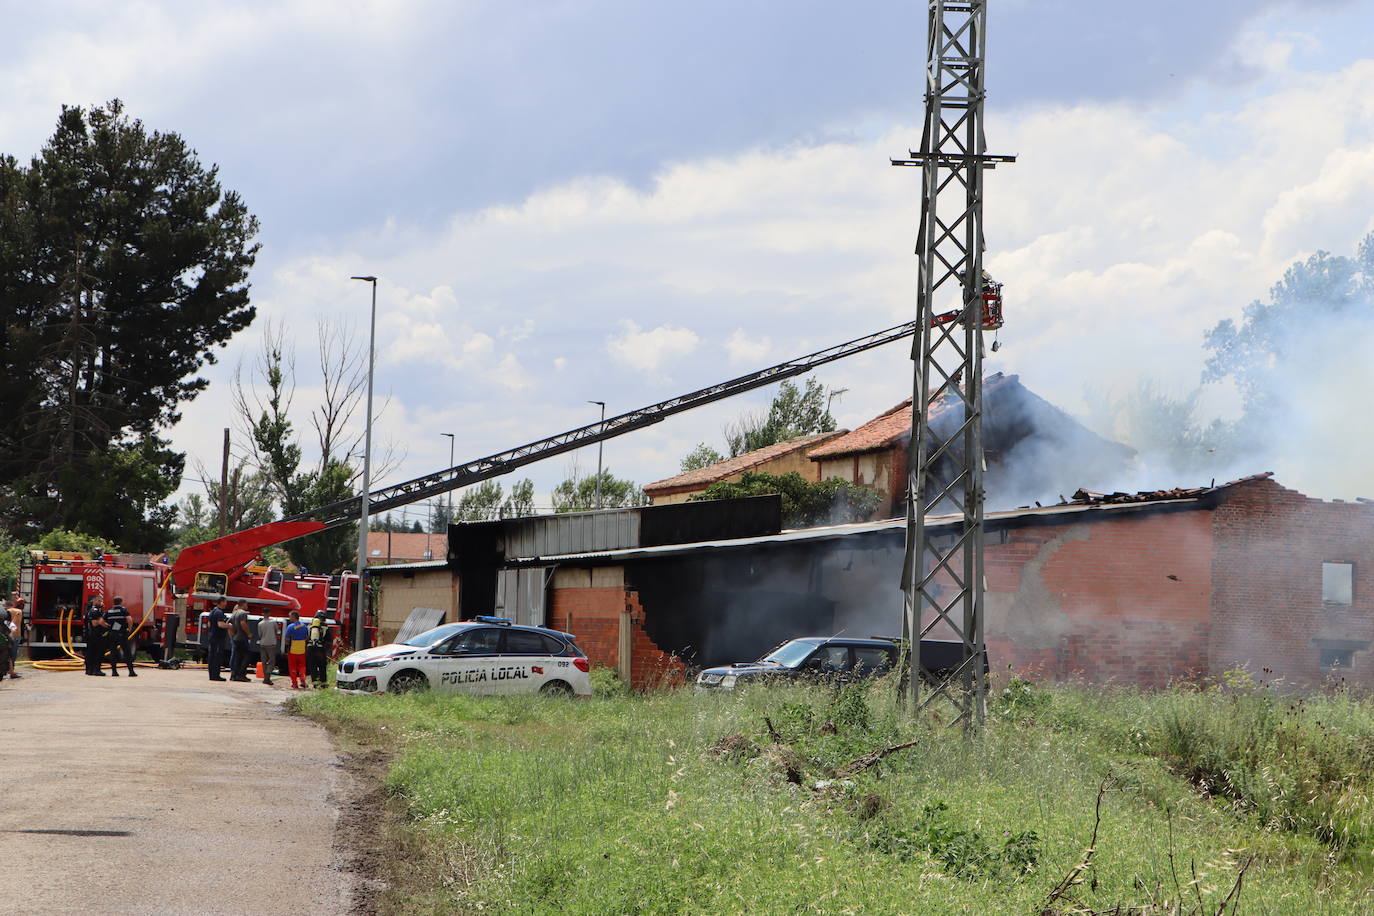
[695,637,899,689]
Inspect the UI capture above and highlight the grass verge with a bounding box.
[296,678,1374,914]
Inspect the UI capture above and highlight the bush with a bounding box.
[589,666,632,698]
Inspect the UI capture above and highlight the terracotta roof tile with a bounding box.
[644,430,848,493]
[807,373,1037,460]
[807,398,913,459]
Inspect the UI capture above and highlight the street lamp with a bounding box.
[350,275,378,651]
[441,432,455,523]
[588,400,605,510]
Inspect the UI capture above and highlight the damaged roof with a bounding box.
[1063,473,1274,506]
[506,472,1286,566]
[808,372,1032,460]
[644,430,848,493]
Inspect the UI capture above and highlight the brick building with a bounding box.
[365,531,447,565]
[518,474,1374,689]
[643,430,846,505]
[807,373,1135,517]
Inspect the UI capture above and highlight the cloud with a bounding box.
[606,321,701,372]
[724,329,772,366]
[150,17,1374,508]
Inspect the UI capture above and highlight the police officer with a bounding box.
[103,597,137,677]
[83,598,108,676]
[206,598,230,682]
[306,610,330,689]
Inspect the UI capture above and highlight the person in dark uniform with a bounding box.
[306,610,330,689]
[206,598,230,682]
[103,597,137,677]
[83,598,108,676]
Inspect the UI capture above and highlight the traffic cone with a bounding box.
[255,661,264,679]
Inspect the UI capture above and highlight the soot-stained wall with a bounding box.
[545,478,1374,688]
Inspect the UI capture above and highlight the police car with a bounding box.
[334,617,592,697]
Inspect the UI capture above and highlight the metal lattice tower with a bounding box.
[894,1,1013,726]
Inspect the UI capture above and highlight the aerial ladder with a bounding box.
[171,291,1005,633]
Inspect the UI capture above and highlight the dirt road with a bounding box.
[0,664,355,914]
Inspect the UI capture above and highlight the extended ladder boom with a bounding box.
[287,318,924,529]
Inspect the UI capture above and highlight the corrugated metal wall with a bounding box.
[498,509,640,559]
[495,567,551,626]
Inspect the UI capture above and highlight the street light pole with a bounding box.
[588,400,605,510]
[441,432,455,522]
[350,275,378,650]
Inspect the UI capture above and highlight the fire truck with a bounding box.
[22,523,373,661]
[170,521,371,659]
[21,550,176,659]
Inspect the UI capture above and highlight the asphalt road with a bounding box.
[0,664,354,915]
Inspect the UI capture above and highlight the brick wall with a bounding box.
[547,572,686,690]
[975,510,1214,686]
[1211,478,1374,686]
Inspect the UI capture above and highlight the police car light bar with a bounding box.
[473,616,513,626]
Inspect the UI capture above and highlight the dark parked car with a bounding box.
[695,637,898,689]
[695,636,973,690]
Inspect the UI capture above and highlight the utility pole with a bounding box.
[441,432,455,524]
[219,428,230,537]
[350,275,379,651]
[893,0,1014,728]
[588,400,605,509]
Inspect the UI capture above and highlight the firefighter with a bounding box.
[206,597,230,682]
[103,596,137,677]
[83,598,108,676]
[306,609,329,689]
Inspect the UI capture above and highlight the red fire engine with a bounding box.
[21,550,176,658]
[170,521,374,659]
[22,522,374,661]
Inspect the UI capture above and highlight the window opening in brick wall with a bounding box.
[1321,647,1355,669]
[1323,562,1354,605]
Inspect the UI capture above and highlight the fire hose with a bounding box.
[28,578,201,672]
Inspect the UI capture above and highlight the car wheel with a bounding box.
[388,670,429,693]
[540,680,574,697]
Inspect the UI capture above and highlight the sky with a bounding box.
[6,0,1374,523]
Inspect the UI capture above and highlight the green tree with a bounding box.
[455,481,505,521]
[428,501,454,533]
[552,470,645,513]
[1204,233,1374,442]
[724,377,836,457]
[237,335,359,572]
[287,459,356,572]
[1093,380,1235,476]
[0,100,259,546]
[502,478,536,518]
[690,471,880,527]
[171,492,218,551]
[680,443,724,472]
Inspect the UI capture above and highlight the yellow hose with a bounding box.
[29,578,205,672]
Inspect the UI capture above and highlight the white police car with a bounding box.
[334,616,592,697]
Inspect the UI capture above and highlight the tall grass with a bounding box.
[297,680,1374,914]
[1036,675,1374,861]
